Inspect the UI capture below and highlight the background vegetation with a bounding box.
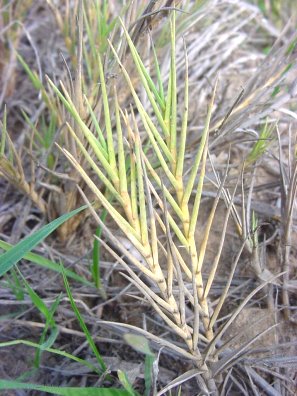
[0,0,296,394]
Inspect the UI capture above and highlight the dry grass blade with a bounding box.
[208,237,246,331]
[96,320,197,362]
[201,154,232,300]
[212,323,279,377]
[277,126,297,322]
[244,366,280,396]
[209,29,297,147]
[206,272,284,361]
[129,0,183,47]
[156,368,204,396]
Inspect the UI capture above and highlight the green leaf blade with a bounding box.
[0,205,88,277]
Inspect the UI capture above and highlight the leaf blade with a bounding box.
[0,205,88,277]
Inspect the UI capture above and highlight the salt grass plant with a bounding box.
[47,5,290,393]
